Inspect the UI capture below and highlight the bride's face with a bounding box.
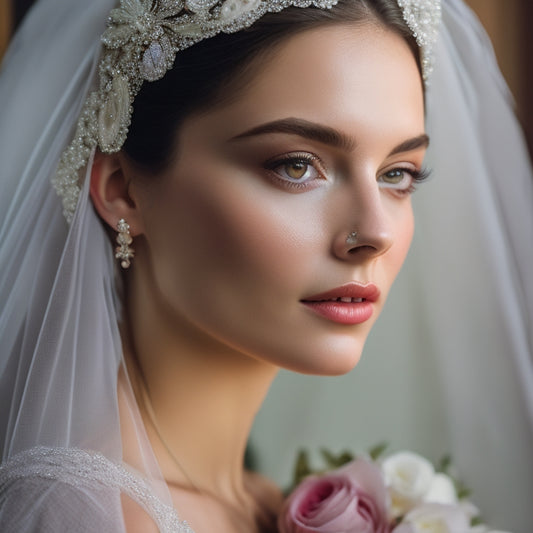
[131,23,426,375]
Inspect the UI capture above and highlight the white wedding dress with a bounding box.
[0,447,190,532]
[0,0,531,532]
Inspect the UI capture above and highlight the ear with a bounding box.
[89,150,144,235]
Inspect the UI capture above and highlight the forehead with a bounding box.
[185,23,425,145]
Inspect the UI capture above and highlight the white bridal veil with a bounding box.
[0,0,531,532]
[0,1,188,530]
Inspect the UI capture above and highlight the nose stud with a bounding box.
[346,231,358,246]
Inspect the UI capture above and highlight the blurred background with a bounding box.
[1,0,532,153]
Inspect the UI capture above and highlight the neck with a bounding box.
[122,265,278,502]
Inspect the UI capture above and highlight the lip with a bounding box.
[301,282,380,325]
[302,282,381,303]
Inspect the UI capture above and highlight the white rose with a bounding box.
[470,527,513,533]
[424,473,458,505]
[460,500,481,519]
[382,451,435,516]
[469,526,488,533]
[392,503,471,533]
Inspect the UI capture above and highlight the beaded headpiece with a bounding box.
[53,0,441,223]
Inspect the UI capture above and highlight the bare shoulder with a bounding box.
[244,470,284,514]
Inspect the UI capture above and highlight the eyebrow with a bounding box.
[231,118,355,152]
[231,117,429,156]
[388,134,430,156]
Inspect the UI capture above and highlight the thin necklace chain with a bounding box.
[140,381,202,493]
[135,368,271,531]
[140,384,271,531]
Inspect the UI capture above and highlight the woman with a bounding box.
[0,0,531,531]
[252,4,533,531]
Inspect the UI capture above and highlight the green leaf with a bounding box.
[453,476,471,500]
[369,442,388,461]
[436,455,452,474]
[292,449,312,488]
[319,448,353,468]
[336,451,354,466]
[456,485,472,500]
[391,516,403,528]
[470,516,483,526]
[320,448,337,468]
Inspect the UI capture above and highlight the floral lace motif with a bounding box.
[0,446,194,533]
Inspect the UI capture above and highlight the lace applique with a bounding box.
[0,446,194,533]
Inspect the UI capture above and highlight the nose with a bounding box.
[331,185,394,261]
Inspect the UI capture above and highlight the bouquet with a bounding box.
[278,445,511,533]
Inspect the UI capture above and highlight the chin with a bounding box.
[274,334,367,377]
[308,349,363,377]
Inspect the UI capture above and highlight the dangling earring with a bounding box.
[115,218,134,269]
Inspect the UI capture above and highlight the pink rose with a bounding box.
[278,459,390,533]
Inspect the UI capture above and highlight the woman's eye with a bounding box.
[265,154,323,185]
[378,168,417,194]
[284,161,312,180]
[381,169,411,186]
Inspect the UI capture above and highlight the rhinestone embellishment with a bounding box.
[397,0,441,82]
[115,219,135,269]
[346,231,359,245]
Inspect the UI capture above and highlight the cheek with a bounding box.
[139,166,336,370]
[399,207,415,257]
[141,163,320,308]
[386,205,414,283]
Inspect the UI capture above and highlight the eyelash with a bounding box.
[378,166,432,196]
[263,152,431,194]
[264,152,325,190]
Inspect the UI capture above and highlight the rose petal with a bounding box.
[383,451,435,514]
[392,503,470,533]
[424,473,458,505]
[279,460,390,533]
[338,459,390,517]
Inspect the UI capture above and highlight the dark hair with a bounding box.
[122,0,420,173]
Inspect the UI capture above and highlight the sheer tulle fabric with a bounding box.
[1,0,532,532]
[0,0,185,530]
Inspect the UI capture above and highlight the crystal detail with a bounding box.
[346,231,358,245]
[141,35,173,81]
[53,0,441,223]
[115,219,135,269]
[0,446,194,533]
[185,0,220,13]
[396,0,441,82]
[221,0,262,21]
[98,74,131,151]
